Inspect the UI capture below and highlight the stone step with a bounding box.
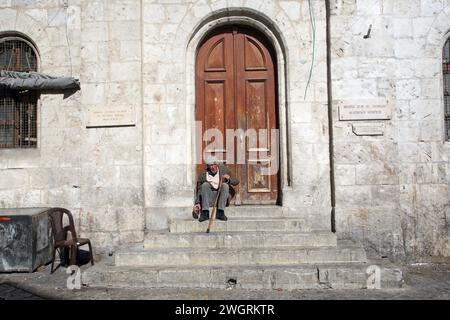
[82,261,403,290]
[179,205,288,218]
[223,206,286,218]
[169,218,309,233]
[114,243,367,267]
[144,231,337,249]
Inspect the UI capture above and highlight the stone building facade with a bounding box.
[0,0,449,263]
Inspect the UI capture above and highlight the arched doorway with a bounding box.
[195,25,279,205]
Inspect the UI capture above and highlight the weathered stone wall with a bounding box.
[0,1,85,226]
[0,0,144,251]
[331,0,450,261]
[78,0,144,247]
[0,0,448,261]
[140,0,330,233]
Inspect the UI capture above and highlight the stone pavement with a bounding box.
[0,283,44,300]
[0,262,449,300]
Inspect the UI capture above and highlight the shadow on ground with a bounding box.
[0,263,449,300]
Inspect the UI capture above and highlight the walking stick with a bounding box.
[206,176,223,233]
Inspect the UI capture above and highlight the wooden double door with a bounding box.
[195,26,279,204]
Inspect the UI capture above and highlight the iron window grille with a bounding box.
[0,37,38,148]
[444,37,450,141]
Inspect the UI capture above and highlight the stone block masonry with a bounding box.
[0,0,448,262]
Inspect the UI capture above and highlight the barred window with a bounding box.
[444,37,450,141]
[0,36,38,148]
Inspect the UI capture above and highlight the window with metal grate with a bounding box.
[0,37,38,148]
[444,37,450,141]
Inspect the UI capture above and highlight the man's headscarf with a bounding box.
[205,155,219,166]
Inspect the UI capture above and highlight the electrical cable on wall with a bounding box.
[304,0,316,100]
[63,0,73,77]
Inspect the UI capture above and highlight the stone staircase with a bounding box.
[83,206,403,289]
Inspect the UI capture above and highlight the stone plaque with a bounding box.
[352,122,385,136]
[87,105,135,128]
[339,98,390,121]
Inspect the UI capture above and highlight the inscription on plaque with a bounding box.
[352,122,385,136]
[339,99,390,121]
[87,106,135,128]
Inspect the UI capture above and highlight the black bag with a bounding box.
[61,248,91,266]
[76,249,91,265]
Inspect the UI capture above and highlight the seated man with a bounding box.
[193,156,239,222]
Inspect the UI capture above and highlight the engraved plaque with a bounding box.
[339,98,390,121]
[87,105,135,128]
[352,122,385,136]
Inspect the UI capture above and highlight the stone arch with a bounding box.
[423,7,450,141]
[0,8,53,70]
[423,7,450,58]
[182,4,297,192]
[0,30,39,57]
